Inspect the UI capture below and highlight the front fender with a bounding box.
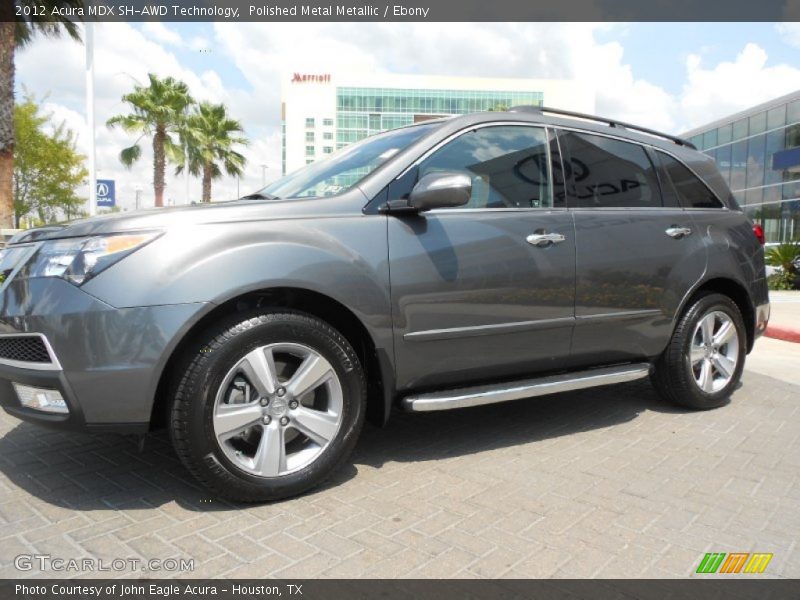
[83,216,391,322]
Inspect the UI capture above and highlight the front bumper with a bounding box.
[0,277,208,433]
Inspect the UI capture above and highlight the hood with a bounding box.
[9,194,363,243]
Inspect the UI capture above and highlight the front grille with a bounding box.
[0,336,52,364]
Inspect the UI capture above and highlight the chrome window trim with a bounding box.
[387,119,730,212]
[0,332,62,371]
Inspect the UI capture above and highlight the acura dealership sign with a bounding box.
[96,180,116,208]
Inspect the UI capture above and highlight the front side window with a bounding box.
[417,125,557,209]
[654,151,724,209]
[558,131,663,208]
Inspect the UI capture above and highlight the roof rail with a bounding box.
[507,105,696,149]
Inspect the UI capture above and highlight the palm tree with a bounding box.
[179,102,247,203]
[107,74,193,207]
[0,1,82,228]
[766,240,800,275]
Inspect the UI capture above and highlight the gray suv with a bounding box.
[0,107,770,501]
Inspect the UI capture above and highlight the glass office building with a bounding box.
[281,73,592,175]
[682,90,800,242]
[335,87,543,149]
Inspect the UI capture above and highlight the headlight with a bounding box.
[18,232,160,286]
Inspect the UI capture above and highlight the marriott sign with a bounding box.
[291,73,332,83]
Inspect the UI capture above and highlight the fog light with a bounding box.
[12,384,68,414]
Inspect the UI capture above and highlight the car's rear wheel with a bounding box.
[651,292,746,410]
[170,310,366,502]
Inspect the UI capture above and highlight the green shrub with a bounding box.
[768,271,796,291]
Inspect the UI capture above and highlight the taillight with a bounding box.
[752,223,765,245]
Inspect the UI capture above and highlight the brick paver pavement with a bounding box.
[0,370,797,579]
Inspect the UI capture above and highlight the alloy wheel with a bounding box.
[212,342,343,477]
[689,310,739,394]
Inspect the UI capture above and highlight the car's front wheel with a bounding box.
[652,292,746,410]
[170,310,366,502]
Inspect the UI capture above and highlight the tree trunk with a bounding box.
[153,124,166,207]
[0,20,15,229]
[202,162,212,203]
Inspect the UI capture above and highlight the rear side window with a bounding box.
[558,131,667,208]
[654,151,724,209]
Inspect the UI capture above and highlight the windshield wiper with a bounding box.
[241,192,280,200]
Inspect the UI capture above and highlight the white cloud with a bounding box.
[141,22,183,46]
[188,36,210,52]
[678,43,800,131]
[776,22,800,47]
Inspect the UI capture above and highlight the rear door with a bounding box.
[557,129,707,366]
[386,124,576,391]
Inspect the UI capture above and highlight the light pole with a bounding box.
[261,164,268,188]
[85,19,96,216]
[135,188,142,210]
[183,104,190,204]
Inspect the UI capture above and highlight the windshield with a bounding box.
[255,122,440,199]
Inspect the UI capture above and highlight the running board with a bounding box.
[401,363,651,412]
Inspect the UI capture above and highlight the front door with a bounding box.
[386,125,577,391]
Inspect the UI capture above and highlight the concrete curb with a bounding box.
[765,325,800,344]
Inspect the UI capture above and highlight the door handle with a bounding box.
[526,232,566,247]
[665,226,692,239]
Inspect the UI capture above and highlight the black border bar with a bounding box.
[4,0,796,22]
[3,579,800,600]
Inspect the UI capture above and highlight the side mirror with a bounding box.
[408,172,472,211]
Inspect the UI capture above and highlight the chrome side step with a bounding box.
[401,363,651,412]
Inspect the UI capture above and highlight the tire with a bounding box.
[652,292,746,410]
[170,310,366,502]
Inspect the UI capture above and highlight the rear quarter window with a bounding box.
[655,151,724,209]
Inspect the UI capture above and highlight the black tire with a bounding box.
[652,292,746,410]
[169,310,366,502]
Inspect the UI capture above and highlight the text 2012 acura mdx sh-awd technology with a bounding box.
[0,107,770,501]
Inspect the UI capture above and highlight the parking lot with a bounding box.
[0,362,798,579]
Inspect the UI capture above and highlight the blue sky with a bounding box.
[597,23,800,96]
